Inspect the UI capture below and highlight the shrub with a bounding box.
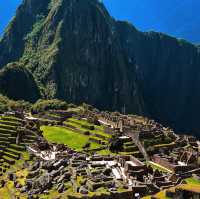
[81,124,95,130]
[83,131,90,136]
[82,103,94,111]
[87,116,101,126]
[0,94,31,112]
[68,103,77,108]
[83,142,91,149]
[31,99,68,114]
[109,137,123,153]
[0,63,40,102]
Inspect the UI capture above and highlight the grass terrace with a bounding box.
[147,161,173,173]
[63,117,143,156]
[0,115,37,177]
[65,118,109,138]
[0,116,23,122]
[185,177,200,185]
[41,126,101,151]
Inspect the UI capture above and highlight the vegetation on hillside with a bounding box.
[31,99,68,114]
[0,95,31,113]
[0,62,40,102]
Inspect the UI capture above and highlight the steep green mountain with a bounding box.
[0,0,200,136]
[0,0,144,115]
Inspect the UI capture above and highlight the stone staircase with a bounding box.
[125,131,149,161]
[0,115,35,175]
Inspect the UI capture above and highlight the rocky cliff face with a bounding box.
[117,22,200,136]
[0,0,200,136]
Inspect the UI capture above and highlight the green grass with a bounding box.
[47,113,62,119]
[185,177,200,185]
[147,161,173,173]
[66,119,110,138]
[0,116,23,122]
[65,122,109,145]
[42,119,58,123]
[41,126,101,151]
[68,118,104,130]
[0,120,21,126]
[0,124,16,130]
[98,149,113,155]
[154,142,175,149]
[152,190,172,199]
[68,118,89,125]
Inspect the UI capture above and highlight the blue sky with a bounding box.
[0,0,200,43]
[104,0,200,43]
[0,0,22,35]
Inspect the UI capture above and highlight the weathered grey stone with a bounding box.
[20,186,27,193]
[26,180,33,189]
[23,161,30,168]
[57,174,67,184]
[33,173,52,191]
[31,161,40,171]
[57,183,65,193]
[41,161,54,171]
[109,187,117,192]
[28,194,34,199]
[15,183,22,189]
[0,180,5,188]
[28,189,40,195]
[8,173,16,181]
[50,169,60,178]
[53,159,68,169]
[27,168,40,179]
[103,168,112,176]
[79,186,88,195]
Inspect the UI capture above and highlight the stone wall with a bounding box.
[68,190,134,199]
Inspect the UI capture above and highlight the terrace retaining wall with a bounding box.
[68,190,133,199]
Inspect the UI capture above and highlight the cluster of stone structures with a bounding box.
[17,140,200,199]
[0,108,200,198]
[16,139,184,198]
[9,108,197,198]
[83,109,200,194]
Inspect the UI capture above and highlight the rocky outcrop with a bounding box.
[0,63,40,102]
[0,0,200,136]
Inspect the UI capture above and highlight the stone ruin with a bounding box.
[17,138,194,199]
[1,109,199,198]
[27,137,76,161]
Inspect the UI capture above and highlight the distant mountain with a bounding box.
[0,0,200,138]
[104,0,200,44]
